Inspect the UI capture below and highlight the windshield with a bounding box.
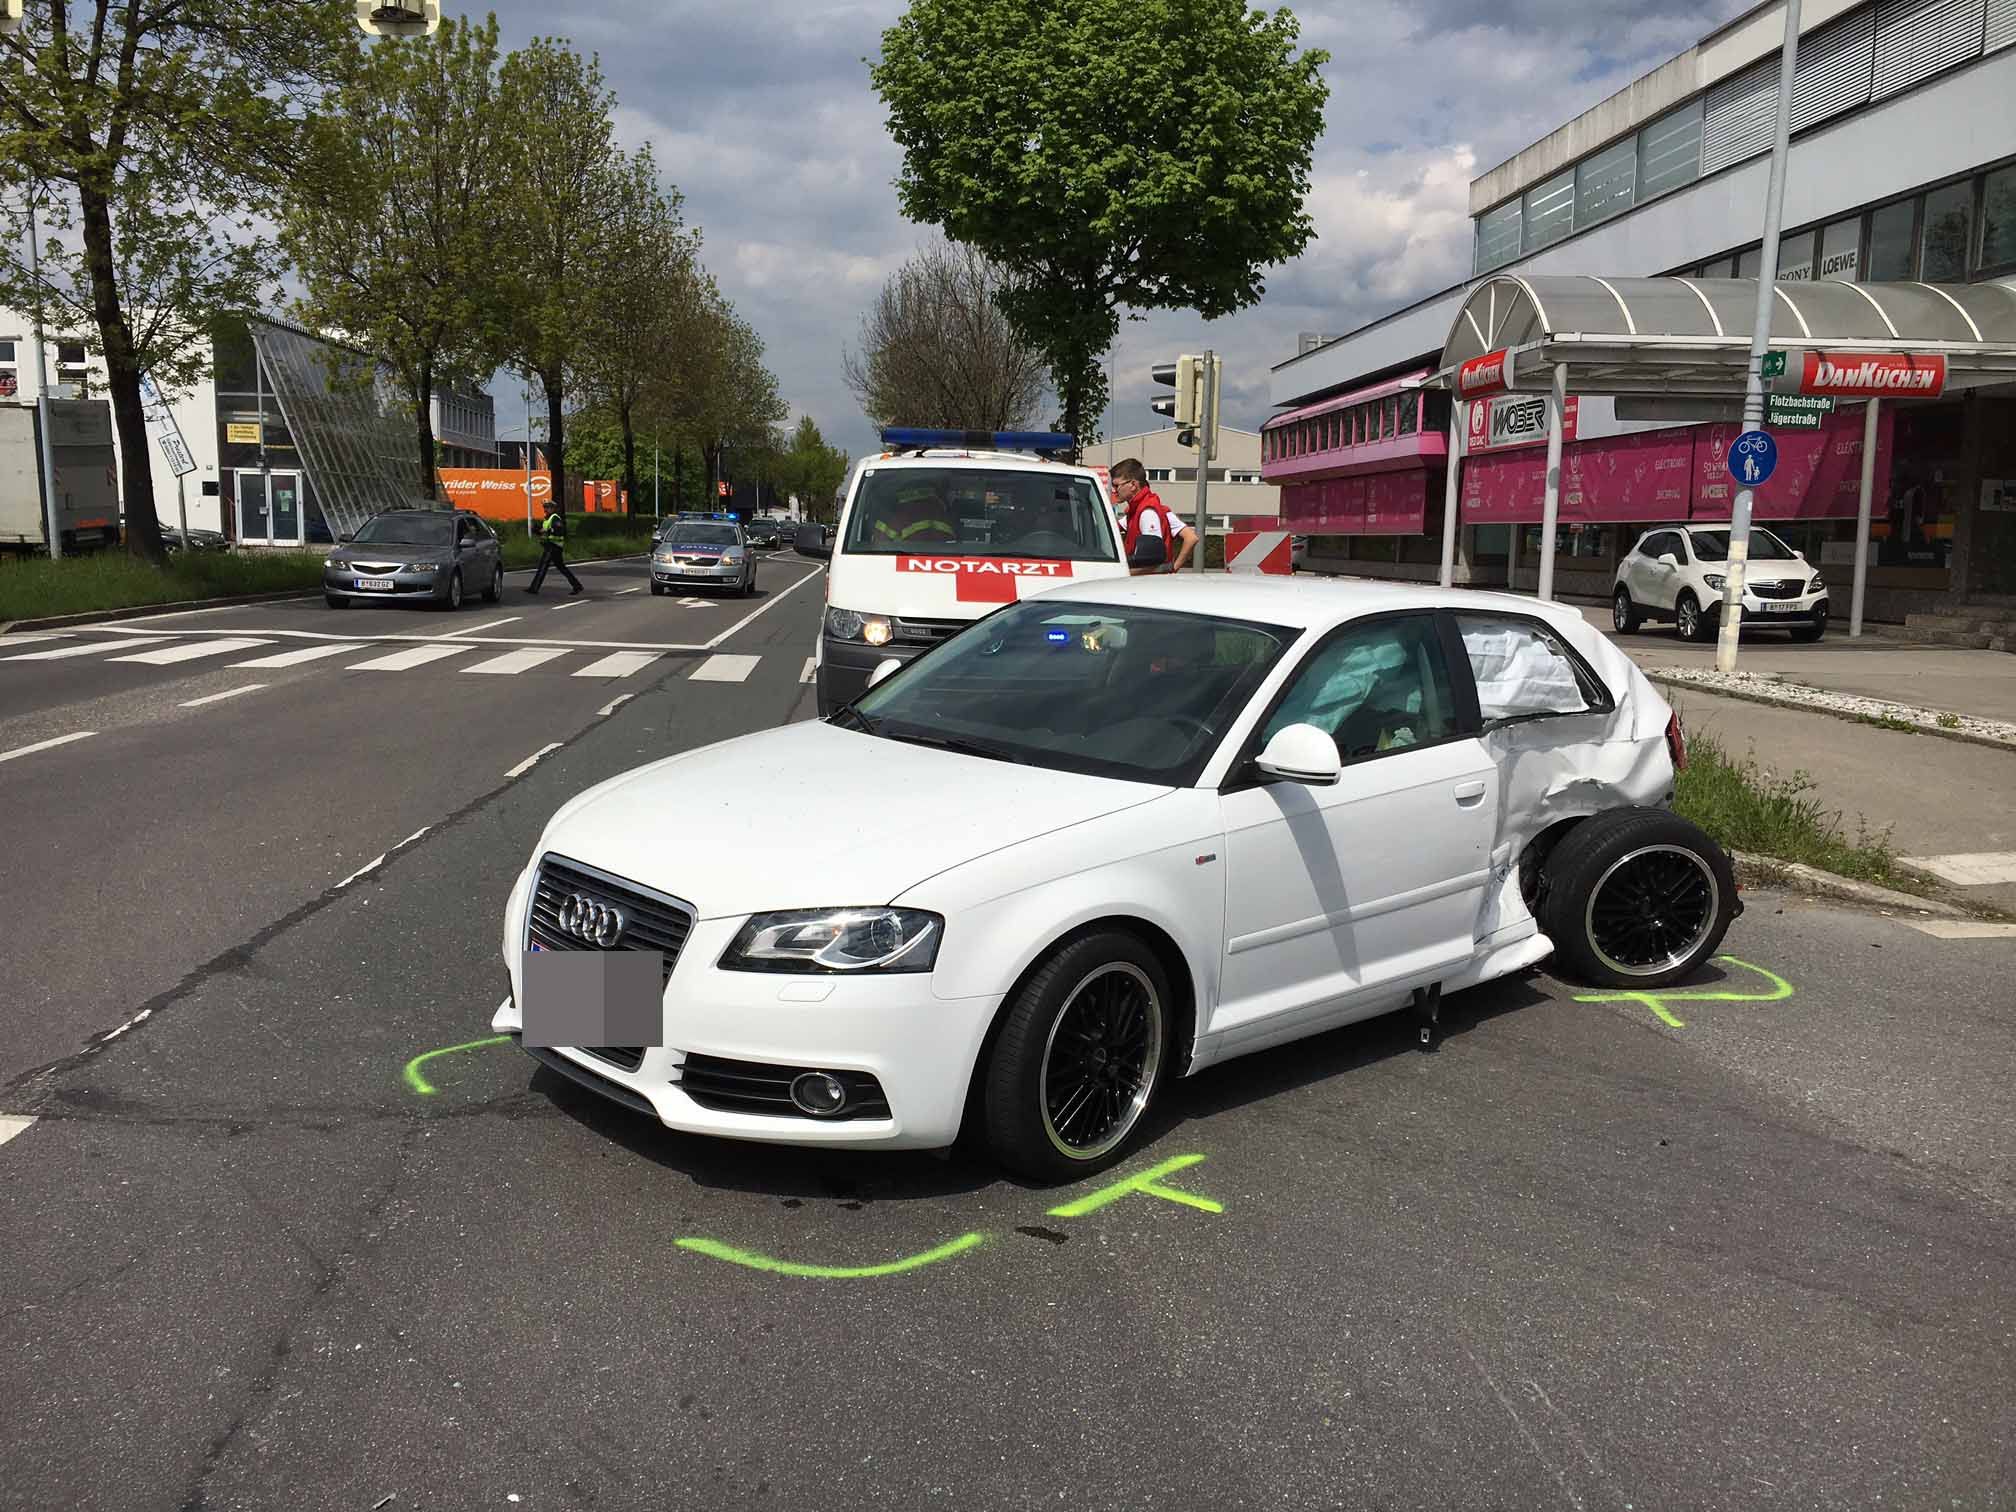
[847,600,1295,784]
[662,524,739,546]
[842,467,1118,562]
[1690,528,1797,562]
[354,513,453,546]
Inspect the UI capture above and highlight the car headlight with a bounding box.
[406,561,439,575]
[723,548,746,562]
[1809,576,1826,593]
[1702,573,1727,591]
[826,608,893,646]
[653,550,676,563]
[720,907,941,974]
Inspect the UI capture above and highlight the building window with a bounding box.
[1576,136,1637,229]
[1699,256,1735,277]
[1383,395,1400,437]
[1397,393,1417,436]
[1920,180,1973,281]
[1229,471,1260,484]
[1866,197,1916,279]
[1637,98,1703,201]
[1147,468,1173,483]
[1522,168,1575,254]
[1735,246,1762,278]
[1979,164,2016,273]
[0,340,14,363]
[56,341,86,364]
[1776,229,1815,281]
[1817,216,1862,281]
[1474,199,1522,274]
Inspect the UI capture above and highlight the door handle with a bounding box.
[1453,781,1487,805]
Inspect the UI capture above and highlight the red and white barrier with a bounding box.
[1224,530,1293,575]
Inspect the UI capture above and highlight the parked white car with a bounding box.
[495,577,1735,1181]
[1612,524,1829,642]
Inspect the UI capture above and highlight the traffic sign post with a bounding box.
[138,371,198,547]
[1728,429,1778,487]
[1765,393,1834,430]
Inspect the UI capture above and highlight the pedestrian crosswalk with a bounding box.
[0,631,812,688]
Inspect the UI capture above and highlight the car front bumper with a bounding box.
[815,634,926,714]
[1726,591,1828,624]
[651,558,745,587]
[323,565,441,599]
[492,902,999,1150]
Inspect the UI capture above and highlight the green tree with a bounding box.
[691,305,787,506]
[774,415,849,519]
[495,37,622,522]
[0,0,354,561]
[871,0,1329,447]
[282,13,511,499]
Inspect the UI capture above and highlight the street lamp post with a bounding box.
[24,186,63,559]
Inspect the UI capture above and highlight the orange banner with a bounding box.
[438,467,550,520]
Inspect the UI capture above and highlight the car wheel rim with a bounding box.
[1679,600,1696,637]
[1613,593,1628,629]
[1039,962,1163,1161]
[450,576,462,607]
[1585,843,1719,979]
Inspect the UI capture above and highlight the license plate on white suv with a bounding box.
[356,578,394,591]
[1761,600,1801,614]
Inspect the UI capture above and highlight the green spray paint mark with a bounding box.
[402,1034,512,1095]
[675,1231,986,1278]
[1573,955,1793,1029]
[1046,1152,1223,1219]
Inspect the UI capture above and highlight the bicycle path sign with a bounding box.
[1728,428,1777,487]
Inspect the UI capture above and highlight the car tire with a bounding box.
[484,565,503,603]
[325,593,347,609]
[440,569,463,611]
[650,582,667,596]
[741,571,756,598]
[1675,591,1711,642]
[1540,808,1738,990]
[982,930,1173,1183]
[1791,605,1827,642]
[1612,587,1641,634]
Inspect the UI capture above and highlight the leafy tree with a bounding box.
[282,14,511,498]
[773,415,850,519]
[690,305,787,507]
[495,37,622,521]
[842,235,1045,431]
[871,0,1329,447]
[0,0,354,561]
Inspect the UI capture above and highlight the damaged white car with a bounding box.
[496,577,1735,1182]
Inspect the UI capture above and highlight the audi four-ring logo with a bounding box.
[557,892,626,947]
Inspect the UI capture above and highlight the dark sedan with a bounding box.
[324,508,503,610]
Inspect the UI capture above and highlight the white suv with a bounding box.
[1612,525,1828,643]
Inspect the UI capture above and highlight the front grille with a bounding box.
[1750,579,1801,600]
[527,853,694,986]
[351,561,404,575]
[892,615,965,647]
[678,1053,891,1121]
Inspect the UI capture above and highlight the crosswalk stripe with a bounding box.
[234,642,369,669]
[347,644,474,672]
[573,650,660,679]
[110,637,269,665]
[799,656,816,684]
[0,1114,35,1151]
[2,635,174,662]
[465,648,570,675]
[690,654,759,683]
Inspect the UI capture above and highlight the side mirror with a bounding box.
[795,523,831,560]
[1254,723,1342,786]
[1128,534,1168,570]
[1657,552,1679,568]
[866,658,902,689]
[338,532,353,543]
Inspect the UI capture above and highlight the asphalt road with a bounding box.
[3,563,2014,1512]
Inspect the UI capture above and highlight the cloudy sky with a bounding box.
[484,0,1754,460]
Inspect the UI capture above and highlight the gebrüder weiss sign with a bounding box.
[1456,348,1512,398]
[1800,352,1946,399]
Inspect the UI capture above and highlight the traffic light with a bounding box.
[355,1,441,36]
[1,0,23,35]
[1150,354,1222,458]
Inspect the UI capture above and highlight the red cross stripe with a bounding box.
[897,556,1074,604]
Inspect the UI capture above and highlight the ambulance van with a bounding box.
[794,429,1159,716]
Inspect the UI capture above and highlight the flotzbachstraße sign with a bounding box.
[1801,352,1946,399]
[1456,348,1512,399]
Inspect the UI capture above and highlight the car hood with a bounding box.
[537,720,1169,918]
[335,542,448,562]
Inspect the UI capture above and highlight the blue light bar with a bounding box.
[880,427,1077,454]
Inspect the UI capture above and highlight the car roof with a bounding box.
[1037,573,1595,636]
[855,451,1100,478]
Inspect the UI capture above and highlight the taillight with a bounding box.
[1665,711,1688,772]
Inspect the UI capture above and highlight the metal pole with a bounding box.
[175,471,189,545]
[1193,350,1213,571]
[1851,397,1879,637]
[653,434,660,519]
[25,192,62,559]
[523,375,533,533]
[1438,397,1463,588]
[1537,362,1568,602]
[1717,0,1801,673]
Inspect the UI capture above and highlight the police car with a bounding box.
[794,429,1154,715]
[650,513,756,597]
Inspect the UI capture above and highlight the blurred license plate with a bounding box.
[356,578,394,590]
[1761,601,1800,614]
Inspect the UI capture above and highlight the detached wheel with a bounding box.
[1675,591,1711,643]
[1541,808,1737,989]
[1612,587,1641,634]
[983,931,1171,1183]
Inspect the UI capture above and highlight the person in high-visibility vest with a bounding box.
[526,499,584,594]
[872,481,956,548]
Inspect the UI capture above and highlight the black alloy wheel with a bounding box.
[1540,808,1737,989]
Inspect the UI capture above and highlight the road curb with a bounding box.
[1651,671,2016,756]
[1732,849,1972,917]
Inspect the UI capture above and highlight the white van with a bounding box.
[795,430,1151,715]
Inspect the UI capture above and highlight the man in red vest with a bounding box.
[1111,458,1197,576]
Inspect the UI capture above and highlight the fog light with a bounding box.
[789,1071,849,1117]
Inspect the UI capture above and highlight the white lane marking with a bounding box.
[1900,919,2016,940]
[65,596,318,627]
[0,1115,38,1150]
[66,627,709,651]
[676,597,714,608]
[2,635,175,661]
[1899,852,2016,888]
[399,826,431,847]
[336,853,387,888]
[598,693,635,717]
[690,654,760,683]
[572,650,660,679]
[505,741,564,779]
[110,637,269,665]
[0,730,97,764]
[101,1007,153,1041]
[0,634,71,647]
[347,644,475,672]
[232,642,368,668]
[548,598,590,612]
[799,656,816,684]
[463,648,570,675]
[614,586,644,595]
[438,616,522,638]
[703,562,827,649]
[180,684,267,708]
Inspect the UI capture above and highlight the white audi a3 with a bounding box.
[494,576,1736,1182]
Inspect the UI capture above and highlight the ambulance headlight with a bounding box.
[826,607,893,645]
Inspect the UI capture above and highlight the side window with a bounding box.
[1457,615,1610,723]
[1641,531,1675,561]
[1262,615,1458,763]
